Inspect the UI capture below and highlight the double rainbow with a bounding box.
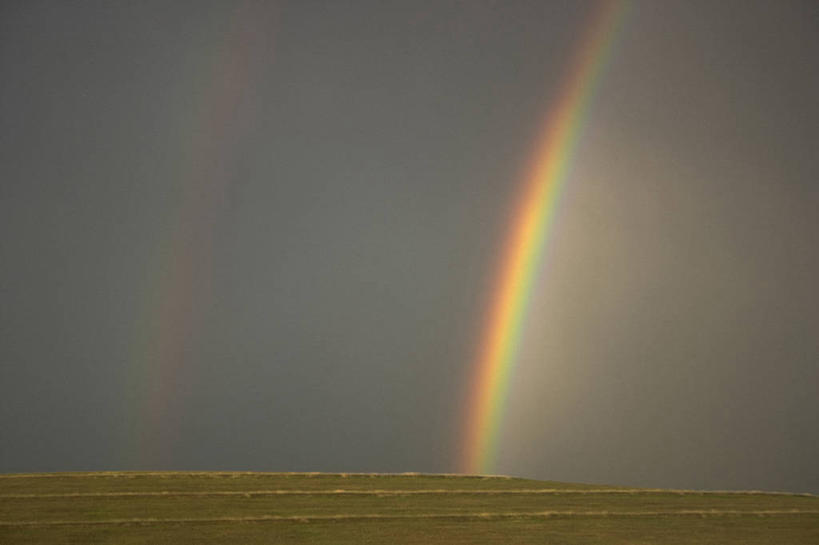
[462,0,630,475]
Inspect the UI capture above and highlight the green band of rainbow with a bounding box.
[462,0,630,475]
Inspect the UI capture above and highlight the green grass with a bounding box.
[1,472,817,544]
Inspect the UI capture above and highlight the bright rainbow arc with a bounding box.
[462,0,630,475]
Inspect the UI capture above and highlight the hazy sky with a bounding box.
[1,1,817,493]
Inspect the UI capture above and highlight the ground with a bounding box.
[1,472,817,544]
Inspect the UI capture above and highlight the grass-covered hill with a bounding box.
[1,472,817,544]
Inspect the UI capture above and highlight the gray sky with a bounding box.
[1,0,817,493]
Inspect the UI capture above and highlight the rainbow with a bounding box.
[461,0,630,475]
[129,2,278,467]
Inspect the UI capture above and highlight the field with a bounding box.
[1,472,817,544]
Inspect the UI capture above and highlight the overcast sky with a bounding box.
[1,0,817,493]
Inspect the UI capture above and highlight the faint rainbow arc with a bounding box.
[462,0,630,475]
[129,2,278,466]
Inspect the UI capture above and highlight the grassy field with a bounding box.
[1,472,817,544]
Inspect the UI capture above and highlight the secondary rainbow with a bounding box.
[128,2,278,467]
[462,0,630,475]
